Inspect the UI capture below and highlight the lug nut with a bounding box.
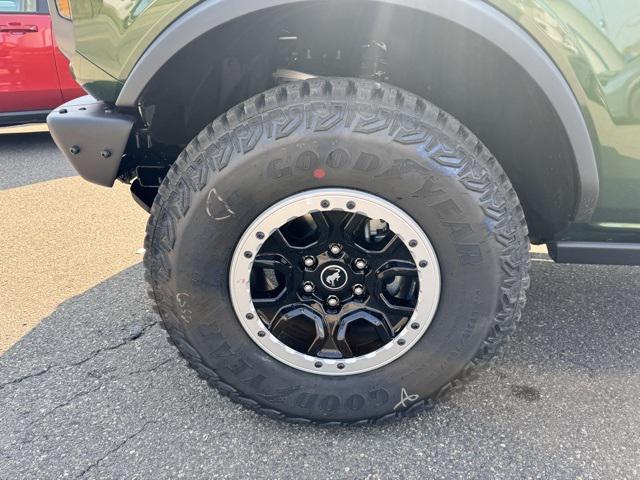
[354,258,367,270]
[329,243,343,256]
[326,296,340,308]
[303,256,316,268]
[353,284,365,296]
[303,282,315,294]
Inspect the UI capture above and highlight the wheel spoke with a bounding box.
[309,211,332,242]
[251,256,294,291]
[365,294,412,333]
[259,229,295,256]
[251,254,298,325]
[377,263,418,283]
[253,256,293,277]
[270,305,328,355]
[370,261,418,332]
[386,235,416,262]
[254,302,287,326]
[336,309,394,356]
[316,329,353,359]
[380,306,412,332]
[341,212,365,237]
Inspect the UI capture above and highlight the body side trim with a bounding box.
[0,110,50,127]
[549,241,640,266]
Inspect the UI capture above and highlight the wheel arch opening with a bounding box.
[134,0,586,242]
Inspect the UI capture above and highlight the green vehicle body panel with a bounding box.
[67,0,640,239]
[69,0,199,82]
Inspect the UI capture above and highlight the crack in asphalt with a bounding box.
[558,352,599,376]
[122,358,173,377]
[87,357,174,380]
[69,321,158,368]
[23,357,175,428]
[0,366,52,388]
[0,321,158,389]
[28,384,103,427]
[75,420,158,478]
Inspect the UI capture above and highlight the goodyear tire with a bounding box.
[144,78,530,424]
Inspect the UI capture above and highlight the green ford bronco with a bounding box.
[47,0,640,424]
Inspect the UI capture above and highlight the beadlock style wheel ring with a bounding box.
[229,189,441,376]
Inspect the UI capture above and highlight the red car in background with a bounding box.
[0,0,83,126]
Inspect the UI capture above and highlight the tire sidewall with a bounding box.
[160,127,505,423]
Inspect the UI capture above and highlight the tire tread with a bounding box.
[144,78,530,425]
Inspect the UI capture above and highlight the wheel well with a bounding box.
[138,1,580,242]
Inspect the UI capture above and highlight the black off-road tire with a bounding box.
[144,78,530,425]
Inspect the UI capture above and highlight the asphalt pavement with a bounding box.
[0,131,75,189]
[0,131,147,351]
[1,132,639,479]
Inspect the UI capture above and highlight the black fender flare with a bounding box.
[116,0,599,222]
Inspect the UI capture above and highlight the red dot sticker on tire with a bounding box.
[313,168,326,179]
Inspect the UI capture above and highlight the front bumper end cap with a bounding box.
[47,96,135,187]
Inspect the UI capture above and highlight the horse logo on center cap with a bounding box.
[321,265,348,290]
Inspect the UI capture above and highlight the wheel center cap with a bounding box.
[320,265,349,290]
